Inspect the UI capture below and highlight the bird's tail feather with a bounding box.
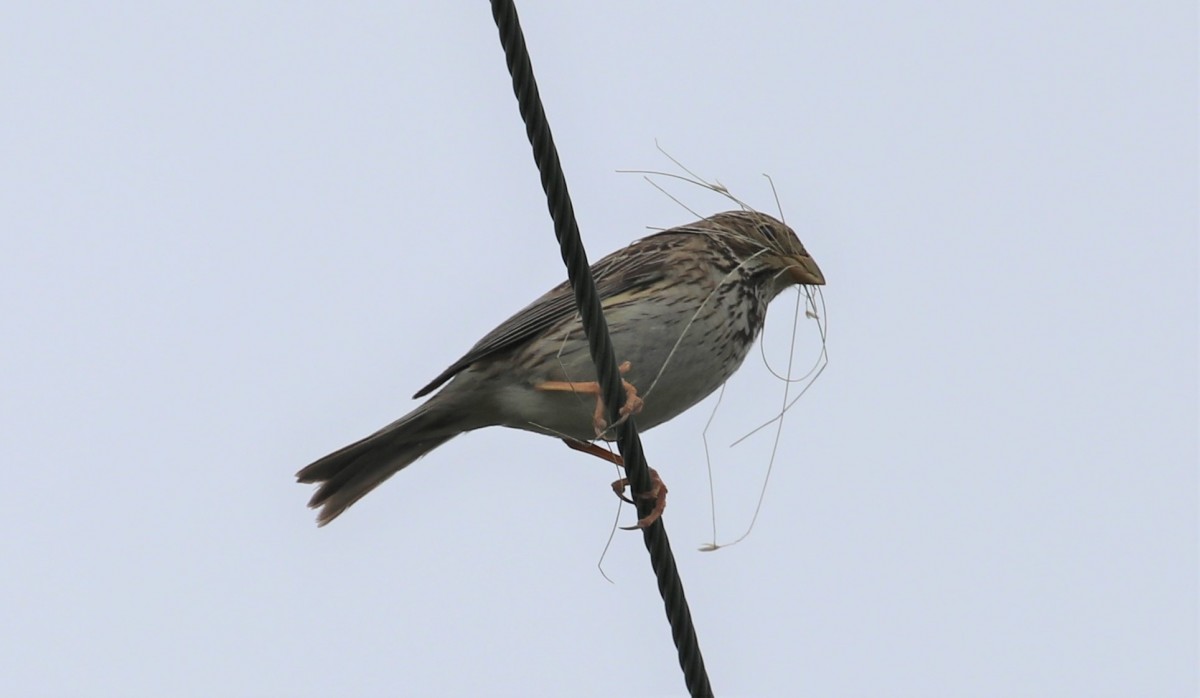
[297,404,460,526]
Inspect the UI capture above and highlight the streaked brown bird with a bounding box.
[297,210,825,526]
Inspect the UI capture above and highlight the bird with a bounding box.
[297,209,825,526]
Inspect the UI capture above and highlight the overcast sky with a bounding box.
[2,3,1196,696]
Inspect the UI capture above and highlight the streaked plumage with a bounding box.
[297,210,825,525]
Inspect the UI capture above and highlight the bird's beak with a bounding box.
[788,256,826,286]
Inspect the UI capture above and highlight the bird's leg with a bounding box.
[560,438,668,529]
[561,438,624,466]
[535,361,644,437]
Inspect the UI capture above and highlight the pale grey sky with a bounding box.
[2,3,1196,696]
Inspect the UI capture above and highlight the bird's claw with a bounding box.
[589,361,643,437]
[535,361,644,438]
[612,467,668,530]
[560,438,668,529]
[592,388,643,437]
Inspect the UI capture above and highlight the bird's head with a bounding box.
[702,210,825,294]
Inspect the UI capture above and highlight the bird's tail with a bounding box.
[296,402,461,526]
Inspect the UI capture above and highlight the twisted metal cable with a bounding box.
[489,2,713,696]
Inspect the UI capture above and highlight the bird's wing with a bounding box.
[412,236,669,398]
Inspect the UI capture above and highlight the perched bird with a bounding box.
[297,210,825,526]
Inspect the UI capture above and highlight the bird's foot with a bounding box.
[561,438,667,530]
[535,360,643,437]
[611,468,667,530]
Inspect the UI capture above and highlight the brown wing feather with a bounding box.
[412,233,675,398]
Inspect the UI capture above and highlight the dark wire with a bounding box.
[489,2,713,696]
